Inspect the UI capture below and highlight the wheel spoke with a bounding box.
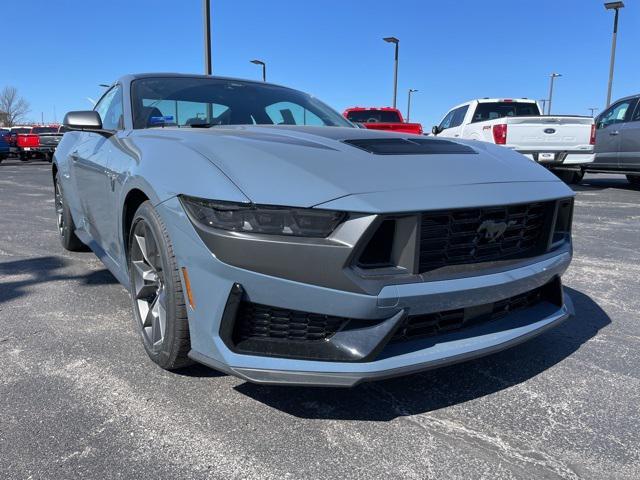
[131,218,167,349]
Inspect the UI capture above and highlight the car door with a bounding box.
[445,105,470,138]
[593,98,635,169]
[70,85,123,249]
[436,108,457,137]
[618,97,640,171]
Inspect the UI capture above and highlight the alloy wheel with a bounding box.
[130,220,167,349]
[54,179,64,234]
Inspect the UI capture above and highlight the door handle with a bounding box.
[70,150,80,160]
[609,131,620,136]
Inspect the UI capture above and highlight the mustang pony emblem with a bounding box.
[477,220,516,242]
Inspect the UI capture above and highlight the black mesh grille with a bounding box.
[419,202,553,272]
[234,302,348,343]
[391,282,555,343]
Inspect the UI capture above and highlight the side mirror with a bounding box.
[63,111,103,130]
[431,125,441,135]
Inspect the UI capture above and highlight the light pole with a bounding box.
[588,107,599,117]
[538,99,547,114]
[250,59,266,81]
[605,1,624,107]
[383,37,399,108]
[203,0,212,75]
[407,89,418,122]
[547,73,561,115]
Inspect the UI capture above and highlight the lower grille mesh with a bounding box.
[391,284,552,343]
[234,302,348,342]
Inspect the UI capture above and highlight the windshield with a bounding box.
[32,127,59,134]
[471,102,541,123]
[345,110,402,123]
[130,77,352,130]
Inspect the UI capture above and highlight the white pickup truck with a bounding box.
[432,98,595,183]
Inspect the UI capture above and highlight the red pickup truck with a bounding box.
[343,107,423,135]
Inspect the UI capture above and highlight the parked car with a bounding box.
[432,99,595,184]
[0,129,10,162]
[585,94,640,187]
[32,125,63,161]
[343,107,423,135]
[54,73,574,387]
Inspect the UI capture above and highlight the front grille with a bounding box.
[419,201,553,273]
[233,302,348,343]
[391,280,558,343]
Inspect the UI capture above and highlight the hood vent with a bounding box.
[344,138,477,155]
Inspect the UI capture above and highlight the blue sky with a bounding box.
[4,0,639,127]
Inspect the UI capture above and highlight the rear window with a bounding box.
[11,127,32,134]
[346,110,402,123]
[471,102,540,123]
[32,127,59,134]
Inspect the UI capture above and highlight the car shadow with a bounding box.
[232,287,609,421]
[0,256,118,304]
[573,175,637,192]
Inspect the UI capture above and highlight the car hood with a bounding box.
[141,125,568,209]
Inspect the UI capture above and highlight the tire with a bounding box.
[19,153,28,162]
[54,174,88,251]
[128,201,192,370]
[626,175,640,188]
[555,169,583,185]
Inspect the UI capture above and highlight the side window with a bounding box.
[450,105,469,128]
[631,99,640,122]
[597,100,633,130]
[94,86,123,130]
[438,109,456,130]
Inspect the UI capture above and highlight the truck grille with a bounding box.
[419,201,553,272]
[234,302,348,342]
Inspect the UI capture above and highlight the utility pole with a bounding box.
[547,73,561,115]
[383,37,399,108]
[605,2,624,107]
[203,0,212,75]
[407,89,418,122]
[250,60,266,81]
[588,107,599,117]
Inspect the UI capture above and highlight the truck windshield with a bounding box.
[345,110,402,123]
[32,127,59,134]
[130,77,352,129]
[471,102,541,123]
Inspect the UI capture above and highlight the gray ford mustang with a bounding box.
[54,73,575,387]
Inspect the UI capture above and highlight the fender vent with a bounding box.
[344,138,477,155]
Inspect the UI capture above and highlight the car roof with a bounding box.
[112,72,296,92]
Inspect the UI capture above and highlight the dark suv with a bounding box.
[587,94,640,187]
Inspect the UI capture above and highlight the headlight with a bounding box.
[180,195,346,238]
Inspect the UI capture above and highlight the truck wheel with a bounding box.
[626,175,640,188]
[128,201,193,370]
[19,153,28,162]
[54,174,88,251]
[555,170,583,185]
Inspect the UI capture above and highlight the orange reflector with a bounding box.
[181,267,195,309]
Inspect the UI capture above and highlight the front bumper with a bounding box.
[156,196,573,387]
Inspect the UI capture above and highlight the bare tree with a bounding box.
[0,86,30,127]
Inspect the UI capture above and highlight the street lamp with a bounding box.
[604,1,624,107]
[203,0,212,75]
[383,37,399,108]
[538,99,547,114]
[547,73,561,115]
[250,59,266,81]
[407,89,418,122]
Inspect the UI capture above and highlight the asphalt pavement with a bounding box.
[1,158,639,479]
